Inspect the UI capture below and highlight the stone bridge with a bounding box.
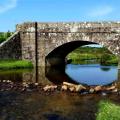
[17,22,120,68]
[0,22,120,68]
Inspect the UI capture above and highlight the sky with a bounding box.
[0,0,120,32]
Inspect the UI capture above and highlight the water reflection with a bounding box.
[0,66,119,120]
[0,69,32,82]
[65,64,118,86]
[45,66,77,84]
[0,64,119,86]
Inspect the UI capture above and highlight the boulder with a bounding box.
[63,82,86,92]
[94,86,102,92]
[112,88,118,93]
[69,86,75,92]
[61,85,68,91]
[75,85,86,92]
[106,86,116,91]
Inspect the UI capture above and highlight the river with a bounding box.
[0,64,120,120]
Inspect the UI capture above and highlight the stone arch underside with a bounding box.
[45,40,112,66]
[45,32,120,66]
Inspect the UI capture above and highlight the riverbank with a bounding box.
[0,81,120,119]
[0,89,119,120]
[0,60,33,69]
[67,46,118,65]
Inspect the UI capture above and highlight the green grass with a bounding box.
[96,101,120,120]
[0,60,33,69]
[67,47,118,65]
[68,53,99,60]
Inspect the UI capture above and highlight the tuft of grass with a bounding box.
[0,60,33,69]
[96,101,120,120]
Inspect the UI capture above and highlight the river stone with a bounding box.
[112,88,118,93]
[89,88,94,93]
[43,85,50,92]
[43,85,57,92]
[106,86,116,91]
[94,86,102,92]
[35,83,39,86]
[101,92,107,96]
[69,87,75,92]
[61,85,67,91]
[75,85,86,92]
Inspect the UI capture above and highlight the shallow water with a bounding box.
[65,64,118,85]
[0,64,118,86]
[0,65,120,120]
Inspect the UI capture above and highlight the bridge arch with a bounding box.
[45,40,115,66]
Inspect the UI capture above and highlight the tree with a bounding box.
[6,30,11,38]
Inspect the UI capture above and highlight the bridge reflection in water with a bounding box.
[0,65,119,87]
[0,66,119,120]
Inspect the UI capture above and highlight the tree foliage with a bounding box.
[0,31,12,44]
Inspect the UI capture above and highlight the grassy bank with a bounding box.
[0,60,33,69]
[96,101,120,120]
[67,46,118,65]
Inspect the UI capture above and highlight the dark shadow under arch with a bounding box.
[45,40,98,66]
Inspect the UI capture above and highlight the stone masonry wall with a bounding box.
[17,23,36,66]
[16,22,120,67]
[0,31,22,59]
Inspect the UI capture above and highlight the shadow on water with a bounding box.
[0,64,119,86]
[45,66,78,85]
[0,69,32,82]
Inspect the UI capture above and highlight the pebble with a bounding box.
[7,80,11,83]
[102,92,107,96]
[35,83,39,86]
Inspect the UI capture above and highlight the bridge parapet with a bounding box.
[17,22,120,33]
